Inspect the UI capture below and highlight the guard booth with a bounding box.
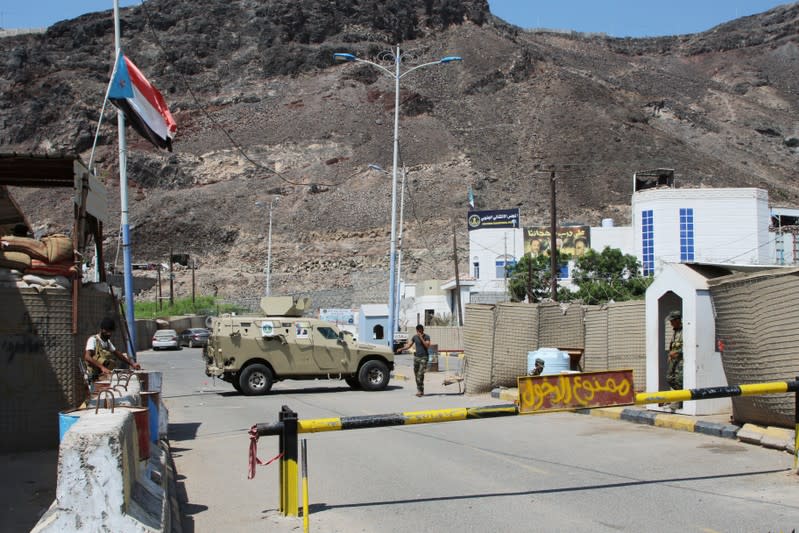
[645,263,730,415]
[0,153,117,452]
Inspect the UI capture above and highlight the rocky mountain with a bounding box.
[1,0,798,305]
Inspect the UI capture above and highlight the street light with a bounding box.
[369,163,407,329]
[335,46,462,345]
[256,197,280,296]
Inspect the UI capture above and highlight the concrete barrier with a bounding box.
[32,371,178,532]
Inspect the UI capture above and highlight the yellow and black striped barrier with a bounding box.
[254,378,799,518]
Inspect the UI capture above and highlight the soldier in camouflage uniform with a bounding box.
[83,317,140,384]
[396,324,431,397]
[666,310,683,410]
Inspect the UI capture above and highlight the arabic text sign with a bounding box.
[518,370,635,414]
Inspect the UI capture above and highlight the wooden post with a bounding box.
[169,247,174,306]
[191,259,196,304]
[549,171,558,301]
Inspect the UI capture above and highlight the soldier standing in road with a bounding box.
[397,324,431,397]
[84,317,140,384]
[666,310,683,410]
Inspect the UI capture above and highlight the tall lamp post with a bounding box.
[335,46,462,345]
[369,163,407,330]
[256,196,280,296]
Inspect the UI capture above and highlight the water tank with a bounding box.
[527,348,571,375]
[601,218,615,228]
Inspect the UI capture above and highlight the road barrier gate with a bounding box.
[250,377,799,517]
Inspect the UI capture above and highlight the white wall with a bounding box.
[589,226,635,256]
[400,281,455,329]
[633,188,771,271]
[469,227,524,293]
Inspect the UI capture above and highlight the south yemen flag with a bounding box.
[108,53,177,151]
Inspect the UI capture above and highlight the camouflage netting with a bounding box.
[709,268,799,428]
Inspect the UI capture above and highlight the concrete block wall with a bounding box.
[32,371,176,532]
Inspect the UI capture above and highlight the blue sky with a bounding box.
[0,0,792,36]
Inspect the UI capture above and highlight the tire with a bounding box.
[345,376,361,389]
[238,364,273,396]
[358,360,390,391]
[232,379,243,393]
[189,339,195,348]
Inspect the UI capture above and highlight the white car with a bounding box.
[152,329,179,350]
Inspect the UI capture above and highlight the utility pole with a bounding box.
[527,258,533,303]
[452,220,463,326]
[191,259,196,304]
[549,171,558,301]
[156,267,162,311]
[169,247,174,306]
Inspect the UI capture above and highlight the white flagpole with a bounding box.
[114,0,137,359]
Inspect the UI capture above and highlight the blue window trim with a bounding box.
[680,208,695,261]
[642,210,654,275]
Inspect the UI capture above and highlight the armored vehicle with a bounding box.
[204,296,395,395]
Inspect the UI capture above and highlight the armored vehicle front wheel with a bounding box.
[345,376,361,389]
[358,360,390,391]
[239,364,273,396]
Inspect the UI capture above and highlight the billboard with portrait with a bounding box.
[524,226,591,258]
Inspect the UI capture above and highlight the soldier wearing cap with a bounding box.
[666,310,683,409]
[529,357,545,376]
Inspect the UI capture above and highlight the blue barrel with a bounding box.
[527,348,571,375]
[142,391,160,443]
[58,410,80,441]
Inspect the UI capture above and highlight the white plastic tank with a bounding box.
[527,348,571,375]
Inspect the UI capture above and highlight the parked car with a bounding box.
[178,328,210,348]
[152,329,179,350]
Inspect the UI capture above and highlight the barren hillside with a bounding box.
[2,0,798,305]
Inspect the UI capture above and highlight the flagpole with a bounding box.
[114,0,137,359]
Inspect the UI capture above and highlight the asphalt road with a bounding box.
[141,348,799,533]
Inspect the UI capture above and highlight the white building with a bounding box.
[467,209,524,299]
[632,187,771,275]
[399,279,472,328]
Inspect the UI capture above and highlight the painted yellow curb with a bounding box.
[589,407,625,420]
[498,389,518,402]
[654,414,697,432]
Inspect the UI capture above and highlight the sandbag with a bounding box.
[0,250,32,270]
[0,235,48,261]
[26,259,78,277]
[42,234,73,263]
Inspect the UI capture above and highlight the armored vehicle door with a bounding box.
[290,320,314,371]
[313,325,346,371]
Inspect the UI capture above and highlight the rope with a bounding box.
[248,425,283,480]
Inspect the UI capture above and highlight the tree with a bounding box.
[507,251,573,303]
[570,247,652,305]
